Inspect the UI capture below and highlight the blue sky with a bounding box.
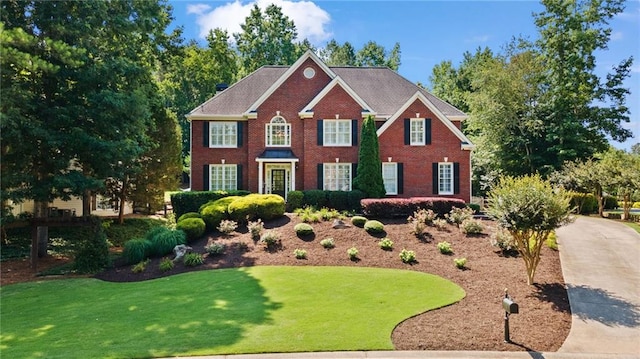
[168,0,640,151]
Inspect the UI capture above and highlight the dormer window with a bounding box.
[266,116,291,147]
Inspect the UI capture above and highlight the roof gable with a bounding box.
[298,76,376,118]
[377,91,474,149]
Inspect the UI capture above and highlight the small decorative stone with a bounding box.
[332,219,351,229]
[173,244,192,262]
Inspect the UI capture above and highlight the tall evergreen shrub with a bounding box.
[353,115,385,198]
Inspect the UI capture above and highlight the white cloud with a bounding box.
[610,31,623,41]
[465,35,490,43]
[187,0,332,45]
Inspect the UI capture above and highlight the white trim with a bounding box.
[323,163,352,191]
[265,116,291,147]
[377,91,475,150]
[209,121,237,148]
[323,119,352,147]
[244,50,336,116]
[437,162,454,195]
[382,162,398,195]
[299,76,373,115]
[447,115,468,122]
[409,118,426,146]
[209,164,237,191]
[186,114,248,121]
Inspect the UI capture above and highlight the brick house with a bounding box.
[188,50,474,202]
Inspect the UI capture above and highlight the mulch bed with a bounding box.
[11,213,572,352]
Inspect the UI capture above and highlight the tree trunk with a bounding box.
[595,186,605,217]
[83,189,92,217]
[34,201,49,258]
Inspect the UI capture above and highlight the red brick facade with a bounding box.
[190,52,472,202]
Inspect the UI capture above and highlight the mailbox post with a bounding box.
[502,288,519,343]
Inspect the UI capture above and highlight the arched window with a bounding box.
[266,116,291,146]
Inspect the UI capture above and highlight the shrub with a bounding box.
[569,192,598,214]
[454,258,467,269]
[467,203,481,214]
[73,223,110,273]
[177,212,202,222]
[347,190,366,212]
[123,238,152,264]
[320,238,335,249]
[351,216,368,227]
[318,207,341,221]
[327,191,349,211]
[347,247,359,260]
[546,231,558,250]
[490,227,516,253]
[407,208,436,235]
[433,218,448,230]
[293,248,307,259]
[604,195,618,210]
[446,207,474,227]
[361,197,466,218]
[295,206,322,223]
[461,219,484,235]
[159,257,174,272]
[633,202,640,209]
[217,219,238,235]
[399,249,416,263]
[131,259,150,273]
[103,217,165,247]
[146,226,186,257]
[437,241,453,254]
[175,217,206,243]
[379,237,393,250]
[247,219,264,240]
[286,190,304,212]
[260,230,281,250]
[183,252,204,266]
[303,190,328,208]
[294,223,314,236]
[364,220,385,234]
[171,190,250,218]
[200,196,240,230]
[228,194,285,223]
[205,242,226,255]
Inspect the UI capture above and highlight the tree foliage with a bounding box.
[353,116,386,198]
[320,40,401,71]
[486,175,572,285]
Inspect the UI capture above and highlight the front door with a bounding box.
[271,169,286,197]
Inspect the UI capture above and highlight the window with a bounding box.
[266,116,291,146]
[210,164,237,191]
[210,122,237,147]
[410,118,425,145]
[323,163,351,191]
[438,163,453,195]
[323,120,352,146]
[382,163,397,195]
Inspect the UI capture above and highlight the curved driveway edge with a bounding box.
[555,216,640,355]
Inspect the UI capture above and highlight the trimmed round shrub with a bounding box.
[286,190,304,212]
[200,196,241,230]
[123,238,152,264]
[351,216,368,227]
[294,223,314,236]
[176,217,206,242]
[364,220,385,234]
[228,194,285,223]
[177,212,202,222]
[146,226,186,257]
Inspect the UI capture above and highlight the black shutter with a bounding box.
[425,118,432,145]
[351,119,358,146]
[203,122,210,147]
[352,163,358,187]
[203,164,210,191]
[397,163,404,194]
[317,120,323,145]
[237,122,243,147]
[236,164,243,190]
[454,162,460,194]
[432,163,438,195]
[404,118,410,145]
[317,163,323,189]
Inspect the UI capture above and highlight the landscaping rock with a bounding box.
[332,219,351,229]
[173,244,192,262]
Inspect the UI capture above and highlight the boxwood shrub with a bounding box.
[286,190,304,212]
[294,223,314,236]
[351,216,368,227]
[176,217,206,242]
[177,212,202,222]
[171,190,250,218]
[200,196,242,230]
[364,220,385,234]
[228,194,285,223]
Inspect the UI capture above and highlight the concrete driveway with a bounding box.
[556,216,640,355]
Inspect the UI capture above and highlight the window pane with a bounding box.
[439,163,452,194]
[210,122,237,147]
[382,163,397,194]
[267,118,291,146]
[410,119,424,145]
[323,163,351,191]
[324,120,351,146]
[211,165,237,191]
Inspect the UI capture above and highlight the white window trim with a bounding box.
[438,162,454,195]
[323,119,352,147]
[323,163,352,191]
[382,162,398,195]
[209,122,237,148]
[410,118,425,146]
[266,116,291,147]
[210,164,237,191]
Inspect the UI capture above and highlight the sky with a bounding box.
[168,0,640,151]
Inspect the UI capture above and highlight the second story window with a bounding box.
[324,119,351,146]
[410,118,425,145]
[210,122,237,147]
[266,116,291,147]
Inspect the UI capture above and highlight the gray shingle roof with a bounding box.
[188,64,466,119]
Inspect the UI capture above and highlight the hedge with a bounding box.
[286,189,365,212]
[228,194,286,223]
[176,217,206,243]
[361,197,466,218]
[170,190,250,218]
[200,196,242,231]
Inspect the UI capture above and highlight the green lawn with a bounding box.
[1,266,464,359]
[624,221,640,234]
